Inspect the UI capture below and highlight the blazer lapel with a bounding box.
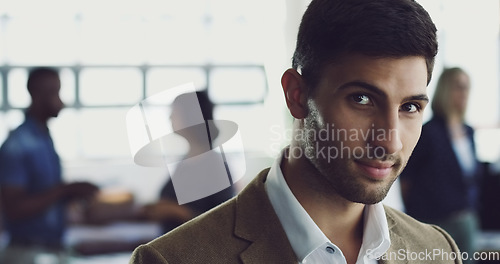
[231,170,414,264]
[378,209,409,264]
[234,169,297,263]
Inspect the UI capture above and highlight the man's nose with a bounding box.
[369,110,403,156]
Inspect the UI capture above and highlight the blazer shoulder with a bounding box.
[385,205,446,238]
[134,198,247,263]
[130,168,290,264]
[384,206,461,256]
[129,244,170,264]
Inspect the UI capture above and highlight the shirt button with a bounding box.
[326,246,335,254]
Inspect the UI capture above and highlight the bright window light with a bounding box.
[80,68,142,106]
[209,68,267,104]
[59,68,76,106]
[7,68,29,108]
[146,68,207,97]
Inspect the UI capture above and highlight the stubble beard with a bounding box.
[301,109,400,205]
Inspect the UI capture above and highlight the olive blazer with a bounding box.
[130,169,461,264]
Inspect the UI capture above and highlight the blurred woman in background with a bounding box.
[401,67,482,264]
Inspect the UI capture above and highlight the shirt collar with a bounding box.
[24,114,49,136]
[265,150,391,262]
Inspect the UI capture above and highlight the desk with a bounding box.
[69,253,132,264]
[65,221,161,262]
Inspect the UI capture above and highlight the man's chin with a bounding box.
[343,181,393,205]
[348,193,387,205]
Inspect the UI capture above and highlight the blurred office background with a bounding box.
[0,0,500,263]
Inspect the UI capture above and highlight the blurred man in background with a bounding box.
[142,90,236,233]
[0,67,98,264]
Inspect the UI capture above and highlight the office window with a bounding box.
[0,113,6,145]
[50,108,135,160]
[7,68,29,108]
[0,0,286,209]
[214,104,267,152]
[80,68,142,106]
[0,73,3,107]
[59,68,76,106]
[0,18,5,65]
[209,67,267,104]
[2,109,23,131]
[6,68,75,108]
[77,108,132,158]
[146,68,207,97]
[50,109,79,160]
[0,110,22,149]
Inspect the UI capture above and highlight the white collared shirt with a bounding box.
[265,152,391,264]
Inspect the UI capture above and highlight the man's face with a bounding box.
[300,54,428,204]
[34,74,64,118]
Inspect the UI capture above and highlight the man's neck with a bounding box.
[281,147,365,247]
[26,108,49,132]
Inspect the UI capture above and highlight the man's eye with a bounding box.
[352,94,371,105]
[401,103,420,113]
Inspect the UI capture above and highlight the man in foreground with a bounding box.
[130,0,462,263]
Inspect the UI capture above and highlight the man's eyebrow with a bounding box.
[338,81,385,96]
[338,80,429,102]
[403,94,429,103]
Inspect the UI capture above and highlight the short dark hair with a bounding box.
[292,0,438,90]
[27,67,59,94]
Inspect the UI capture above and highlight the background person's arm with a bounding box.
[0,182,98,221]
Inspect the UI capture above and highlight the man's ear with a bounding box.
[281,68,309,119]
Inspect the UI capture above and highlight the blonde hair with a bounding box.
[431,67,469,121]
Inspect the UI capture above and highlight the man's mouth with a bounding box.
[354,159,395,180]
